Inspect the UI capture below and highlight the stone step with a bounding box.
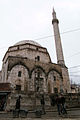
[0,108,80,119]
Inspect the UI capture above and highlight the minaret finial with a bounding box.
[53,7,55,13]
[52,7,56,19]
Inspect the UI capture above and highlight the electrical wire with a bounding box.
[69,65,80,69]
[34,27,80,41]
[0,27,80,50]
[70,75,80,77]
[0,27,80,71]
[69,71,80,73]
[66,51,80,59]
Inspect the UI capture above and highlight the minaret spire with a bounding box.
[52,8,65,65]
[52,7,56,19]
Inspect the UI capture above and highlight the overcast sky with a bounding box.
[0,0,80,84]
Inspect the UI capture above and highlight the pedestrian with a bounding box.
[40,94,46,114]
[61,94,67,114]
[15,95,21,110]
[50,94,55,106]
[0,97,5,111]
[55,94,61,115]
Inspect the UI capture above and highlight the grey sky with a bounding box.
[0,0,80,83]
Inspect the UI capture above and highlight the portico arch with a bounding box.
[30,66,47,93]
[8,64,29,92]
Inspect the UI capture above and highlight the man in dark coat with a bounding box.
[40,94,46,114]
[16,95,21,110]
[61,94,67,114]
[55,95,61,115]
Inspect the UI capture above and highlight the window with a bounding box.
[37,56,40,61]
[66,89,67,93]
[36,48,38,51]
[17,46,19,50]
[54,87,58,93]
[54,76,56,81]
[48,82,51,93]
[35,56,40,61]
[18,71,21,77]
[16,85,21,91]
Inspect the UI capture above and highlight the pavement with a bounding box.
[0,107,80,120]
[0,117,80,120]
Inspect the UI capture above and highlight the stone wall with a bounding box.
[1,42,71,94]
[0,71,2,82]
[6,92,80,112]
[3,43,51,64]
[7,57,63,93]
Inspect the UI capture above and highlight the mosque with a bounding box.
[0,9,71,111]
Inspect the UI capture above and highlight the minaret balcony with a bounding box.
[52,19,59,24]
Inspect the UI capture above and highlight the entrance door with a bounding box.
[0,95,7,111]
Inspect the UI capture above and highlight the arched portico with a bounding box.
[8,64,29,92]
[47,69,63,93]
[30,66,47,93]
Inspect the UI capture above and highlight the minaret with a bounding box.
[52,8,71,93]
[52,8,65,65]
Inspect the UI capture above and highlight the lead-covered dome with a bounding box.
[14,40,41,47]
[3,39,51,64]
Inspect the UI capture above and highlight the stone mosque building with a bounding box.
[0,9,71,111]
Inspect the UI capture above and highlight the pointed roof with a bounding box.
[52,7,57,19]
[53,7,56,14]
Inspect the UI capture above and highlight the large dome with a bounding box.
[14,40,41,47]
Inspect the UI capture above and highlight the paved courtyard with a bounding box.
[0,107,80,120]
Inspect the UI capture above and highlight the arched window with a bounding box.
[37,56,40,61]
[18,71,21,77]
[35,56,40,61]
[54,76,56,81]
[54,87,58,93]
[16,85,21,91]
[48,82,51,93]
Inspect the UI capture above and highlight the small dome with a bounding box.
[14,40,41,47]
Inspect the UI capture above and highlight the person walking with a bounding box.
[15,95,21,110]
[40,94,46,114]
[55,94,62,115]
[13,95,21,117]
[61,94,67,114]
